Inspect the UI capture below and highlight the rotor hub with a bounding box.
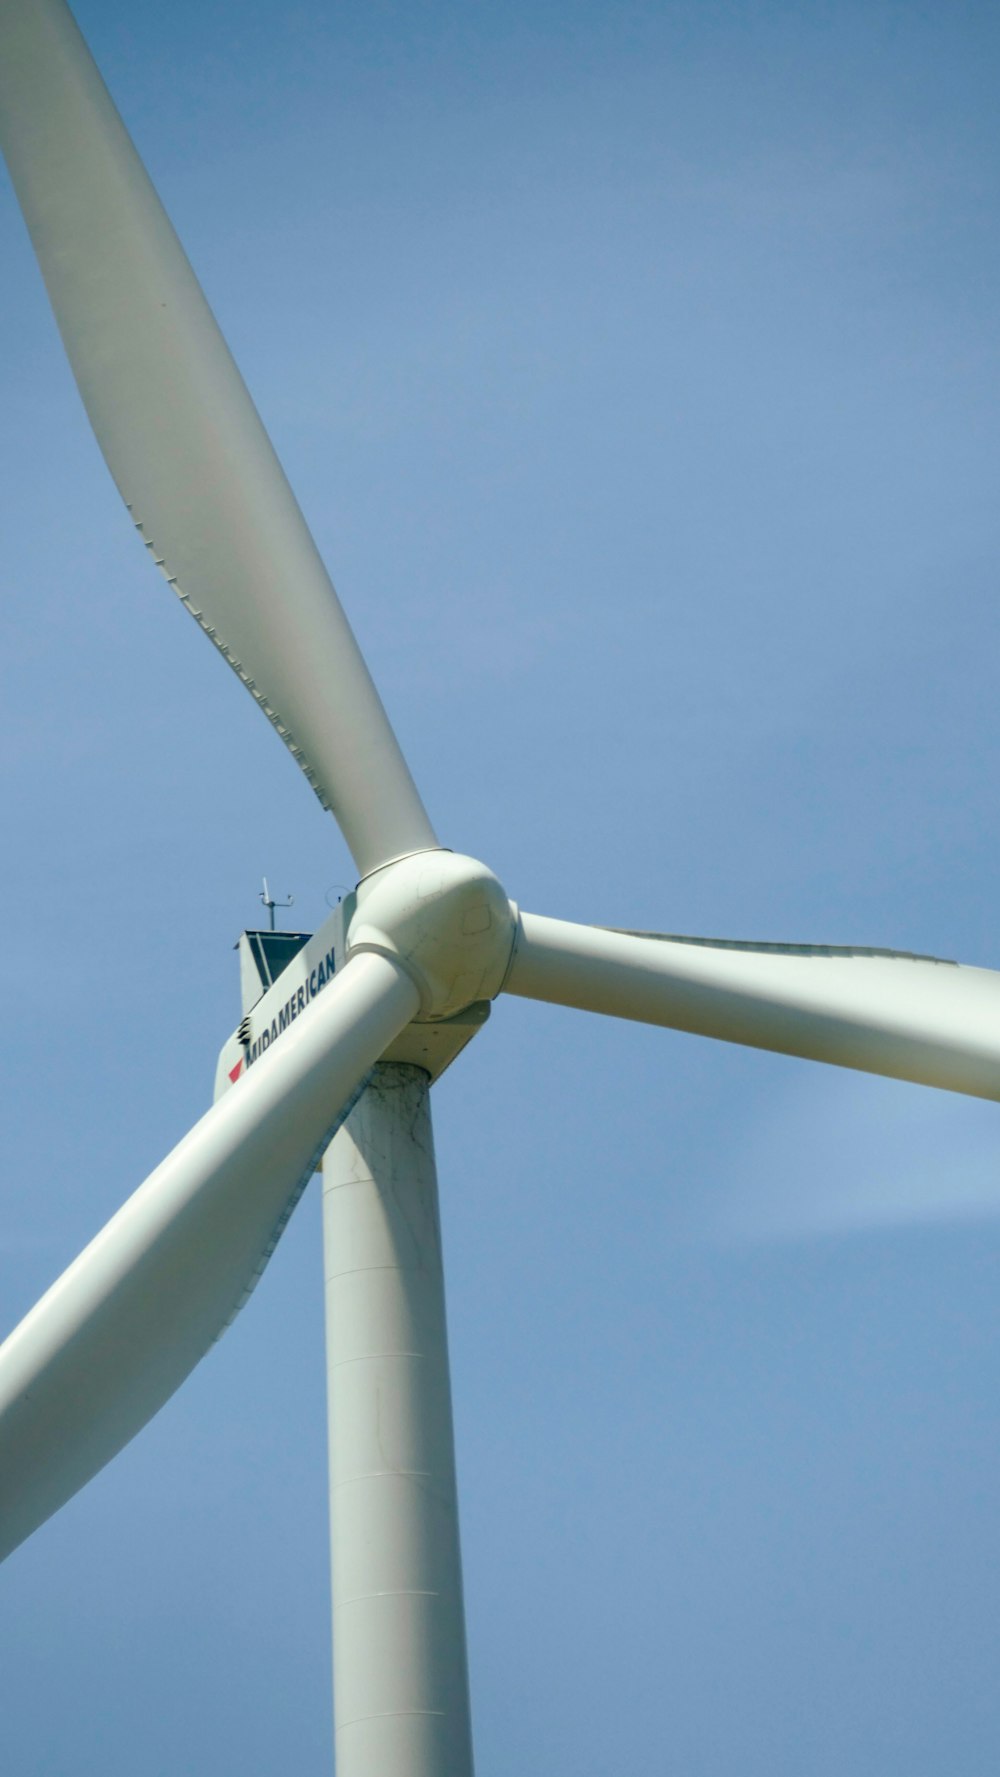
[346,850,517,1020]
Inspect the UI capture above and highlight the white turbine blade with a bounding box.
[0,0,437,878]
[504,913,1000,1101]
[0,951,419,1563]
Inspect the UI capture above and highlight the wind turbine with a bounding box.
[2,2,998,1773]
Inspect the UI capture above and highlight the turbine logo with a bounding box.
[241,945,339,1071]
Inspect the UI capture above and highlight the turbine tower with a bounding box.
[1,5,998,1774]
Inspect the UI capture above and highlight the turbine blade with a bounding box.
[0,0,437,877]
[0,952,419,1563]
[504,914,1000,1101]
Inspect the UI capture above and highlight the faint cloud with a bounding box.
[703,1067,1000,1244]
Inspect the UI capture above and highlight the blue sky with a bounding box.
[2,0,1000,1770]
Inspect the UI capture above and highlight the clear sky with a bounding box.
[2,1,1000,1771]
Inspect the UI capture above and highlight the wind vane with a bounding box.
[259,876,294,932]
